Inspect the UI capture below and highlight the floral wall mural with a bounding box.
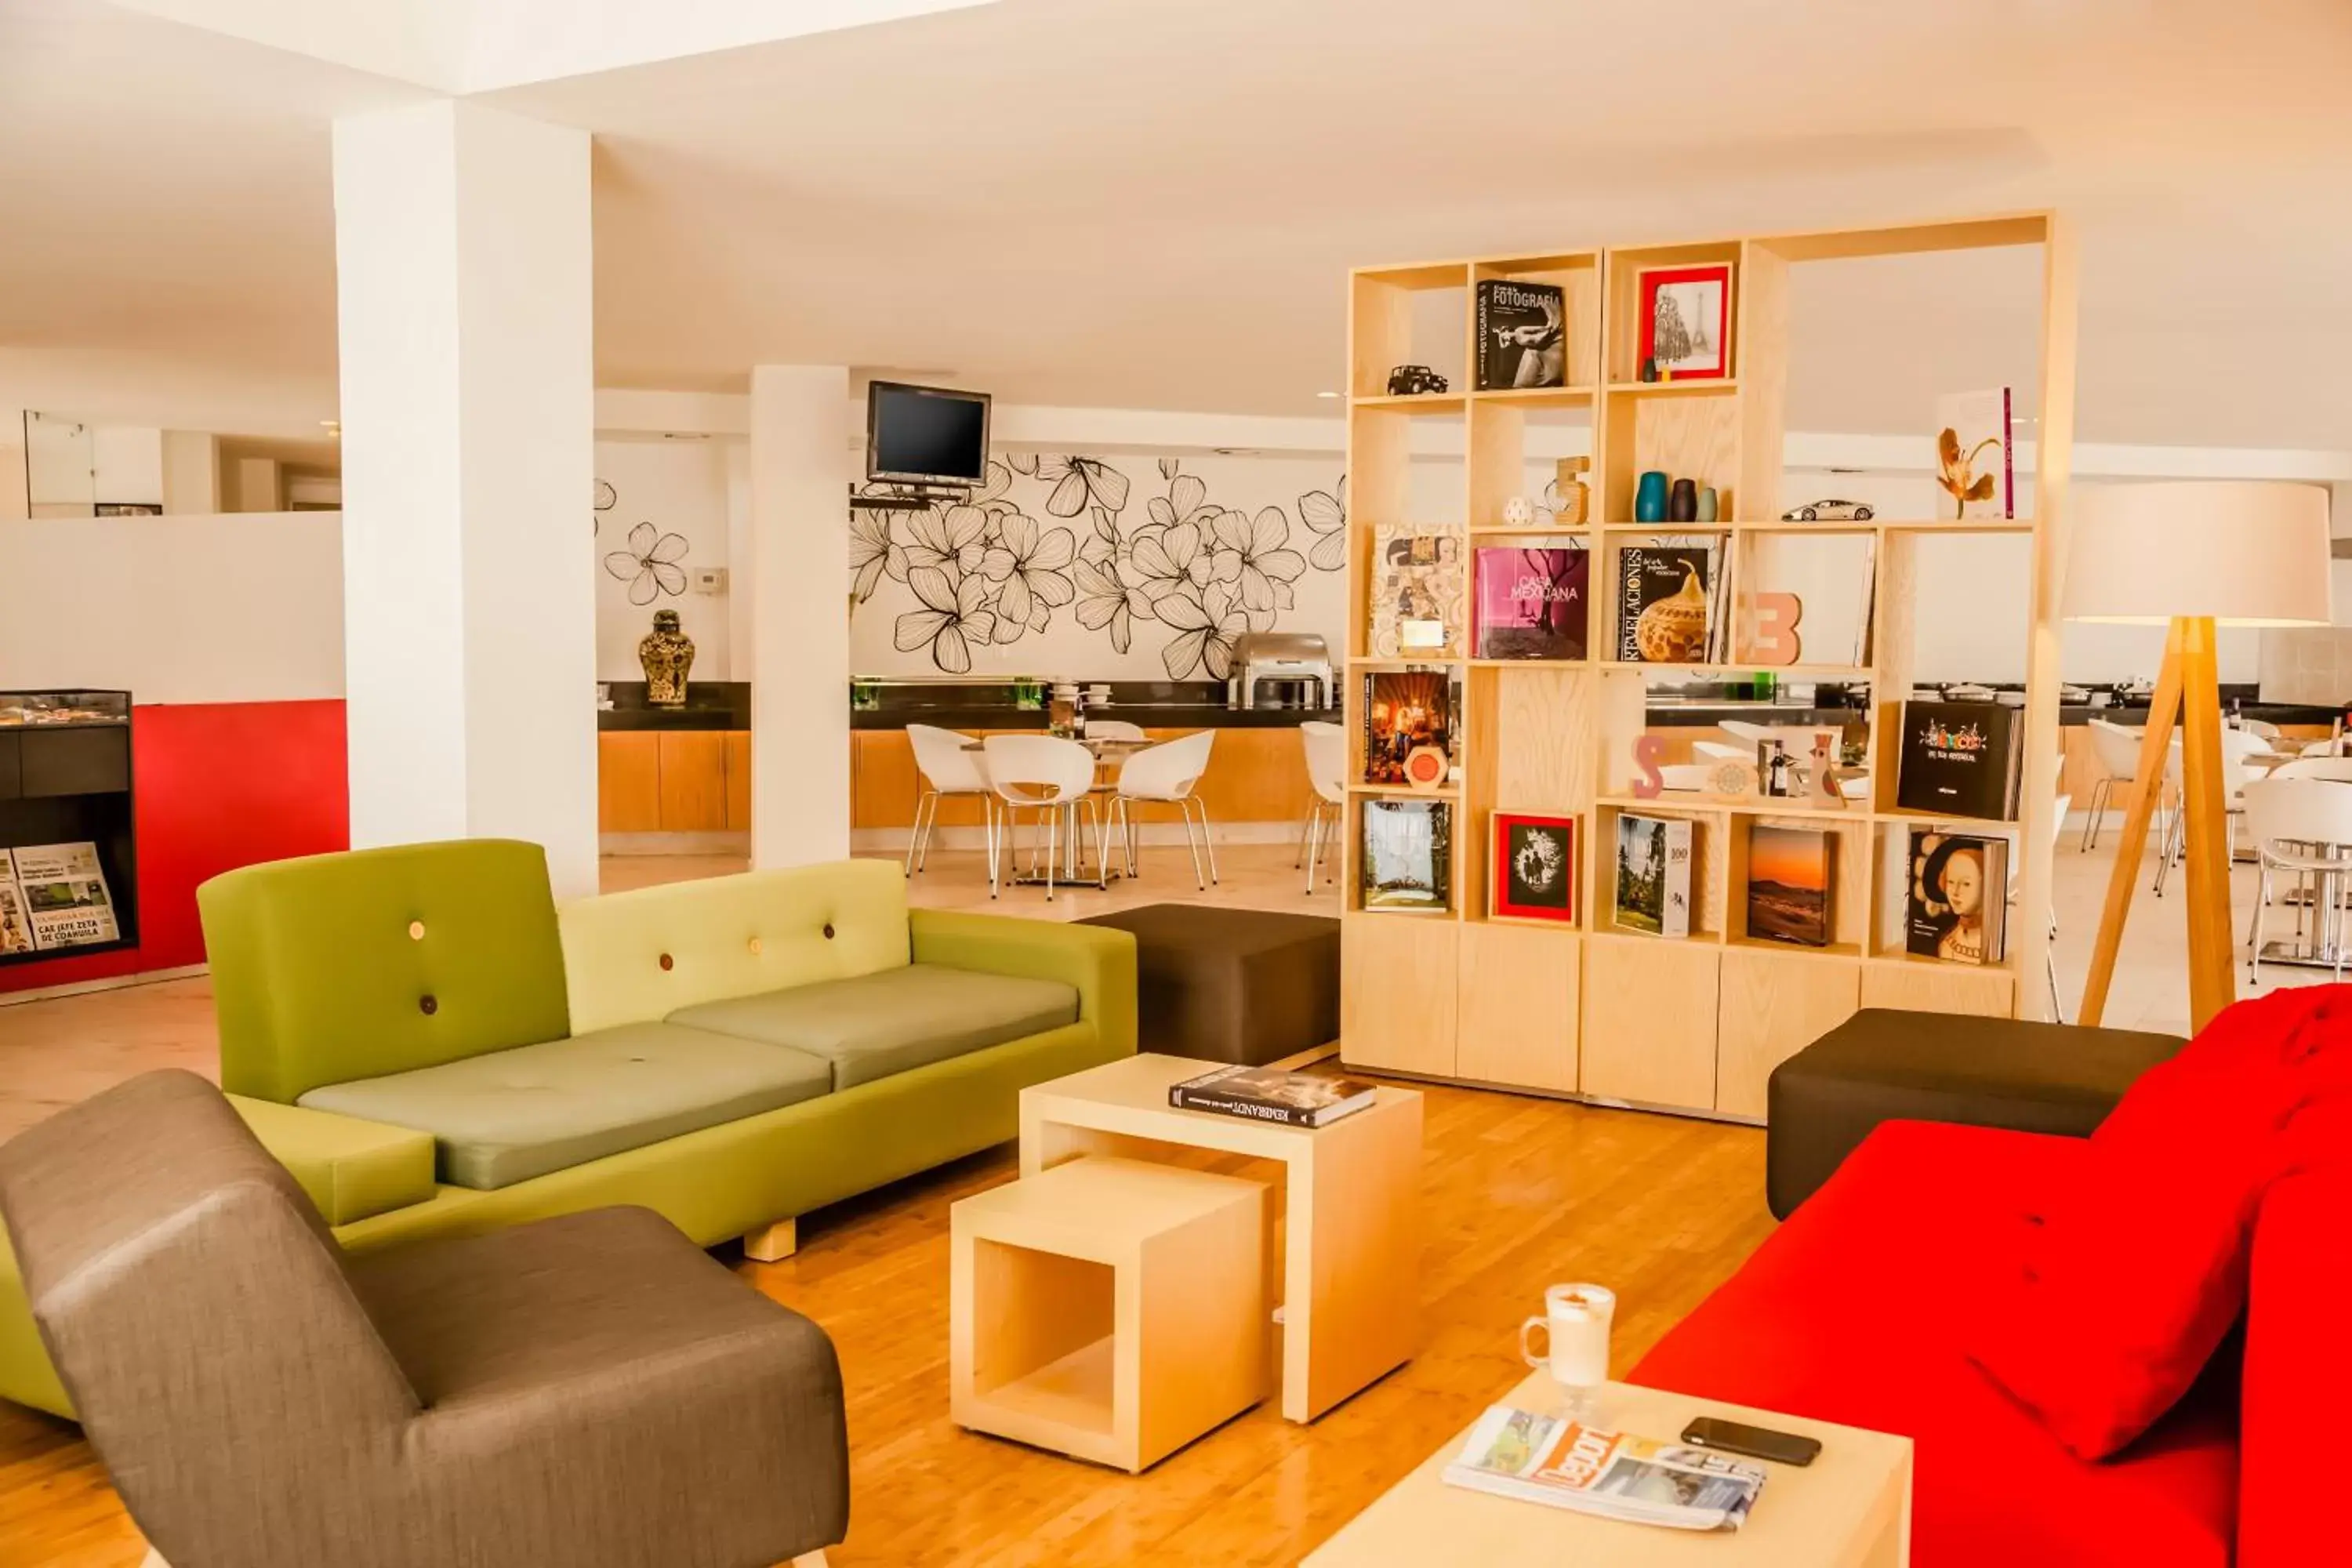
[849,453,1349,681]
[593,439,731,681]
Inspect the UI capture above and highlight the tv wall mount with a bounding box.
[849,481,972,513]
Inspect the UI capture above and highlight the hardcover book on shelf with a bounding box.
[1475,279,1566,390]
[1744,824,1835,948]
[1493,812,1576,923]
[1168,1064,1378,1129]
[1361,668,1458,786]
[1613,539,1717,664]
[1369,526,1467,659]
[1613,813,1693,938]
[1895,700,2022,821]
[1473,545,1588,660]
[1362,797,1453,913]
[1934,388,2016,520]
[9,841,119,951]
[1907,828,2011,964]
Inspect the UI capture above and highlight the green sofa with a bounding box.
[0,841,1135,1418]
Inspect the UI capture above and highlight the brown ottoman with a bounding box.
[1079,904,1339,1066]
[1766,1009,2184,1219]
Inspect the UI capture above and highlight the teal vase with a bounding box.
[1635,471,1669,523]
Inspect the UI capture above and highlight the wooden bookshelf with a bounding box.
[1339,215,2074,1124]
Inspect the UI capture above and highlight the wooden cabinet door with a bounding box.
[655,731,729,832]
[1456,924,1579,1093]
[598,733,662,833]
[1340,913,1458,1078]
[1580,935,1719,1112]
[1858,960,2015,1019]
[1716,946,1859,1120]
[724,731,752,832]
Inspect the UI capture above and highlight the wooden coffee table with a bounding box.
[1019,1052,1422,1424]
[1305,1374,1912,1566]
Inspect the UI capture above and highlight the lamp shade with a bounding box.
[2063,480,2332,626]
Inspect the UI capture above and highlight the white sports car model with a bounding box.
[1780,499,1875,521]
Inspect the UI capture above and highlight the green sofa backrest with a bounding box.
[558,858,910,1035]
[200,839,572,1104]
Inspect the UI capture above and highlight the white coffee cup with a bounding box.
[1521,1283,1613,1396]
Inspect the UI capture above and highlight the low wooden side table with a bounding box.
[1305,1374,1912,1566]
[1019,1052,1423,1424]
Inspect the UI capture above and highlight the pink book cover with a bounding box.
[1474,546,1588,660]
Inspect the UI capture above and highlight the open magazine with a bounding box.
[1444,1404,1766,1531]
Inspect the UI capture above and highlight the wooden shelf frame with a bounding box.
[1340,215,2074,1122]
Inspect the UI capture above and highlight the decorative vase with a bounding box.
[638,609,695,710]
[1669,478,1697,522]
[1635,471,1669,523]
[1502,495,1536,528]
[1635,567,1711,662]
[1696,485,1719,523]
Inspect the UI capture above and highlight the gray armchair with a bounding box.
[0,1071,846,1568]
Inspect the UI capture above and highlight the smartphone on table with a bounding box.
[1680,1415,1822,1468]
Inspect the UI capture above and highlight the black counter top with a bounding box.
[851,705,1339,732]
[598,681,749,732]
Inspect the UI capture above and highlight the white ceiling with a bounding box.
[5,0,2351,448]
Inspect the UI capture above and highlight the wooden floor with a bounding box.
[0,829,2318,1563]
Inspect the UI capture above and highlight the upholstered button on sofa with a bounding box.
[0,841,1137,1418]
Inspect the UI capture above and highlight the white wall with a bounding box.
[593,436,735,681]
[0,514,343,703]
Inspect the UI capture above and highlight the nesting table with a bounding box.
[1018,1052,1423,1424]
[1305,1374,1913,1566]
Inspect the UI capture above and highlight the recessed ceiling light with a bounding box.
[1316,390,1341,399]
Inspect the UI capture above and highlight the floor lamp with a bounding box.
[2070,481,2332,1033]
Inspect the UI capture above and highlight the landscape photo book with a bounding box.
[1444,1403,1766,1532]
[1474,545,1588,660]
[1613,813,1693,938]
[1369,526,1468,659]
[1168,1065,1378,1129]
[1744,824,1835,948]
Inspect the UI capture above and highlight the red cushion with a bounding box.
[1632,1120,2238,1568]
[1969,989,2348,1461]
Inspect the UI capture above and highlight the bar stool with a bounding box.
[981,734,1102,901]
[1111,731,1218,889]
[906,724,995,877]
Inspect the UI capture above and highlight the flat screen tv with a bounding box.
[866,381,990,487]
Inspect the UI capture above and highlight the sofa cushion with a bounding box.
[557,859,913,1035]
[200,839,573,1105]
[666,963,1079,1091]
[297,1023,833,1190]
[1632,1120,2240,1568]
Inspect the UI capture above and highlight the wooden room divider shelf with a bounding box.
[1339,215,2074,1126]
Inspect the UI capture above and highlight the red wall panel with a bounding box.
[0,701,350,995]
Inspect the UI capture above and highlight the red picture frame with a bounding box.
[1492,811,1577,923]
[1637,263,1734,380]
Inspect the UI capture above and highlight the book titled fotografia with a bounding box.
[1475,279,1566,390]
[1169,1065,1378,1129]
[1474,546,1588,660]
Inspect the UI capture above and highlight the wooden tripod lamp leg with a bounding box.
[2174,616,2238,1032]
[2078,616,2237,1033]
[2079,619,2187,1026]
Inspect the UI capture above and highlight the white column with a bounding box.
[332,100,598,896]
[746,365,851,867]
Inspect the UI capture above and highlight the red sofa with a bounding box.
[1629,1118,2345,1566]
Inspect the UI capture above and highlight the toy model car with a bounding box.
[1780,499,1875,521]
[1387,364,1450,396]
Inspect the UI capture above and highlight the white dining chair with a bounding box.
[1300,722,1347,895]
[1692,740,1750,764]
[979,734,1102,901]
[1110,730,1218,889]
[2270,756,2352,782]
[2300,738,2343,758]
[2081,718,2149,852]
[1084,719,1149,742]
[2154,726,2269,896]
[2242,775,2352,985]
[904,724,995,877]
[2238,717,2281,741]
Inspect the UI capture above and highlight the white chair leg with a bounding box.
[2078,776,2107,852]
[1191,796,1219,884]
[905,790,934,876]
[2247,862,2268,984]
[1303,807,1322,895]
[1044,806,1058,902]
[1178,797,1207,891]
